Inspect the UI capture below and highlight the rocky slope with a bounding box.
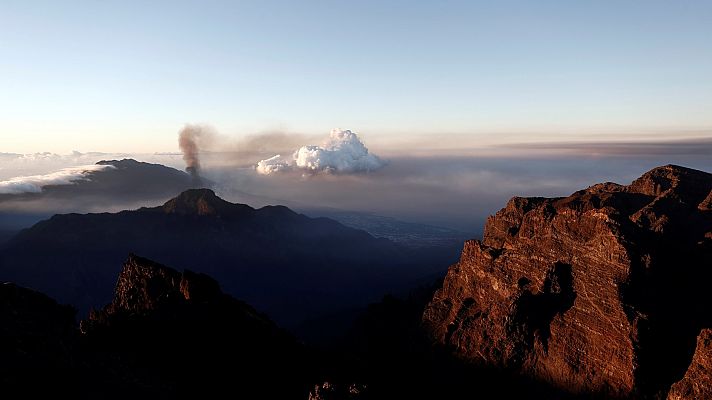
[422,165,712,398]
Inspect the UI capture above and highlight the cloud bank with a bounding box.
[0,164,115,194]
[256,129,385,175]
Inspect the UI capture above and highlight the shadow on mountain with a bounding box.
[0,254,604,399]
[0,188,450,330]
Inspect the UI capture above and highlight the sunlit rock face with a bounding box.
[668,329,712,400]
[423,165,712,398]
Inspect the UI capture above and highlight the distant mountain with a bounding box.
[0,158,199,202]
[0,159,202,230]
[0,229,17,246]
[0,189,444,328]
[307,210,474,248]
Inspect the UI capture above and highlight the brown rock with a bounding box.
[308,382,368,400]
[668,329,712,400]
[104,254,221,314]
[423,165,712,398]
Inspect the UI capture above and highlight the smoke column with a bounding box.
[178,124,206,185]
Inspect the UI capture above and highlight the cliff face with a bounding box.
[668,329,712,400]
[92,254,223,314]
[423,165,712,398]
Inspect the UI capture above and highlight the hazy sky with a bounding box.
[2,0,712,153]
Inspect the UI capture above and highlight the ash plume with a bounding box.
[178,124,213,185]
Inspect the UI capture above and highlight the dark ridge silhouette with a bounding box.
[1,255,316,398]
[0,188,443,329]
[0,159,205,231]
[0,254,589,399]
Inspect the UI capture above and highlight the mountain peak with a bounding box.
[96,158,141,166]
[106,254,223,314]
[628,164,712,200]
[161,188,236,216]
[423,164,712,398]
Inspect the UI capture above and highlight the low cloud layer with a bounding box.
[2,136,710,234]
[256,129,385,175]
[0,151,132,180]
[0,164,114,194]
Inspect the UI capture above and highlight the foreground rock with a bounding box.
[0,282,77,393]
[668,329,712,400]
[1,254,316,398]
[423,165,712,398]
[81,254,312,398]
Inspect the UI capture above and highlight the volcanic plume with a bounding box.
[178,124,210,185]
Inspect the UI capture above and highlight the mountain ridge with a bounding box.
[0,188,442,329]
[422,164,712,398]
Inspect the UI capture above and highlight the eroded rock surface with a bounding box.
[668,329,712,400]
[423,165,712,398]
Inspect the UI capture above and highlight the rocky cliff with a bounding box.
[422,165,712,398]
[668,329,712,400]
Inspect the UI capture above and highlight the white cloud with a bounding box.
[0,164,115,194]
[256,155,292,175]
[256,129,385,175]
[0,151,133,180]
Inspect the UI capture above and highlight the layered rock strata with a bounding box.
[423,165,712,398]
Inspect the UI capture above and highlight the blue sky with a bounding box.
[1,0,711,153]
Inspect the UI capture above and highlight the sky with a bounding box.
[2,0,712,153]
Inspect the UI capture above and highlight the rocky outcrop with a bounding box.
[423,165,712,398]
[668,329,712,400]
[308,382,368,400]
[88,254,222,315]
[81,254,312,398]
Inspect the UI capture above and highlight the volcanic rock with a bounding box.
[422,165,712,398]
[308,382,368,400]
[668,329,712,400]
